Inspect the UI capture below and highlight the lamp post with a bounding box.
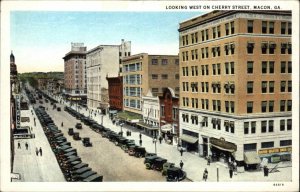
[101,115,104,126]
[217,165,219,182]
[153,138,157,154]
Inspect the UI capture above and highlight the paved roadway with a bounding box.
[51,93,292,182]
[43,101,166,182]
[12,91,65,182]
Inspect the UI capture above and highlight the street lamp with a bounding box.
[101,115,104,126]
[217,165,219,182]
[120,123,124,136]
[153,138,157,154]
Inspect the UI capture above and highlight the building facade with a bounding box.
[159,87,179,145]
[106,75,123,111]
[178,11,292,165]
[63,43,87,102]
[139,90,160,137]
[122,53,180,116]
[86,39,131,112]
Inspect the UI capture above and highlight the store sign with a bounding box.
[258,147,292,155]
[15,94,21,129]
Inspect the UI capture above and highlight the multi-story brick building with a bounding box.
[122,53,180,115]
[63,43,87,102]
[178,10,292,166]
[106,75,123,111]
[86,39,131,112]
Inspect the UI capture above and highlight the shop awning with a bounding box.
[137,122,159,130]
[209,137,237,153]
[161,124,172,132]
[244,151,261,164]
[180,134,198,144]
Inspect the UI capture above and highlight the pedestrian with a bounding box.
[207,156,211,165]
[61,122,63,127]
[25,142,29,150]
[180,147,183,156]
[18,141,21,149]
[139,139,142,146]
[180,160,184,169]
[30,127,33,131]
[229,165,233,178]
[263,166,269,177]
[203,168,208,181]
[39,147,43,156]
[139,133,142,140]
[159,136,162,144]
[34,121,36,126]
[36,147,39,156]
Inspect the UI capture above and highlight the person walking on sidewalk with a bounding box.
[207,156,211,165]
[25,142,29,150]
[139,132,142,140]
[18,141,21,149]
[39,147,43,156]
[159,136,162,144]
[61,122,63,127]
[203,168,208,181]
[180,147,184,156]
[229,165,233,178]
[180,160,184,169]
[139,139,142,146]
[36,147,39,156]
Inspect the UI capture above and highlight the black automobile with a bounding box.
[133,147,146,158]
[144,155,159,169]
[75,123,82,129]
[57,107,61,111]
[82,137,92,147]
[68,128,74,136]
[82,174,103,182]
[152,157,168,171]
[166,167,186,182]
[73,132,81,140]
[73,170,97,181]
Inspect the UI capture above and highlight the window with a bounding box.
[217,26,221,37]
[288,61,292,73]
[280,140,292,146]
[185,51,189,61]
[201,30,205,41]
[247,42,254,54]
[247,20,253,33]
[205,47,209,58]
[262,21,267,33]
[281,43,287,54]
[162,59,168,65]
[175,59,179,65]
[262,61,267,73]
[244,122,249,134]
[288,22,292,35]
[247,61,253,73]
[225,44,229,55]
[287,119,292,130]
[261,101,267,112]
[161,74,168,79]
[247,81,253,94]
[287,100,292,111]
[280,119,285,131]
[251,122,256,133]
[205,29,209,40]
[280,81,286,92]
[225,101,229,112]
[230,101,235,113]
[268,120,274,132]
[152,74,158,79]
[247,101,253,113]
[281,22,286,34]
[261,42,268,54]
[269,101,274,112]
[261,81,267,93]
[288,43,292,54]
[261,121,267,133]
[288,81,292,92]
[269,81,274,93]
[230,21,235,34]
[230,44,235,55]
[213,27,216,39]
[269,42,276,54]
[261,142,274,148]
[225,23,229,35]
[281,61,286,73]
[280,100,286,111]
[244,143,257,151]
[205,65,209,75]
[152,59,158,65]
[269,61,274,73]
[269,22,274,34]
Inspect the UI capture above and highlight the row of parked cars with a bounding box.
[64,106,186,181]
[34,106,103,182]
[24,88,36,104]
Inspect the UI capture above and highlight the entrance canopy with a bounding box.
[210,137,237,153]
[161,124,172,133]
[244,151,261,164]
[137,122,159,130]
[180,134,198,144]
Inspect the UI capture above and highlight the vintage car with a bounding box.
[128,146,146,157]
[122,142,136,152]
[71,163,89,171]
[68,128,74,136]
[145,152,157,158]
[57,107,61,111]
[162,162,175,175]
[75,123,82,129]
[71,167,91,177]
[82,137,92,147]
[166,167,186,182]
[73,132,81,140]
[82,174,103,182]
[151,158,168,171]
[144,155,159,169]
[72,171,97,182]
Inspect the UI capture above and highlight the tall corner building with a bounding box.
[63,43,87,103]
[86,39,131,112]
[178,10,292,165]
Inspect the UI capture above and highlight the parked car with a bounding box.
[162,162,175,175]
[75,123,82,129]
[166,167,186,182]
[57,107,61,111]
[82,137,92,147]
[144,156,159,169]
[73,132,81,140]
[68,128,74,136]
[82,174,103,182]
[152,158,168,171]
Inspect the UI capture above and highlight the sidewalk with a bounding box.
[54,94,292,182]
[12,92,65,182]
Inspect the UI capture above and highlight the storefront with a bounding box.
[136,122,159,138]
[161,124,174,144]
[209,137,237,163]
[258,147,292,163]
[180,129,199,153]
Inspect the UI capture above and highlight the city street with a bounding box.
[51,93,292,182]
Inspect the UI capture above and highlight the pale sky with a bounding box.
[11,11,203,73]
